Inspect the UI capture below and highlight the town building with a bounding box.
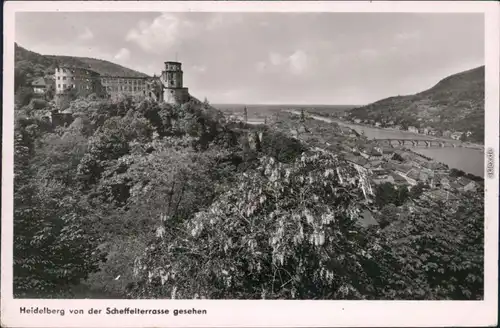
[450,132,464,140]
[442,130,452,138]
[32,77,47,94]
[408,126,419,133]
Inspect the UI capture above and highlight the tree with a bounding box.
[409,182,427,199]
[130,151,377,300]
[76,115,154,189]
[29,98,49,110]
[259,129,306,163]
[45,83,56,101]
[374,182,409,208]
[369,194,483,300]
[14,129,104,298]
[85,144,224,297]
[15,86,35,108]
[33,130,89,186]
[377,204,399,229]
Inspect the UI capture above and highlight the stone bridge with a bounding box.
[376,138,459,148]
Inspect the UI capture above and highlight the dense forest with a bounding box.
[12,45,484,300]
[14,97,484,300]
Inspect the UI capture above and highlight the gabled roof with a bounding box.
[391,173,408,183]
[357,209,379,228]
[344,154,369,167]
[32,77,46,87]
[456,176,473,187]
[406,169,420,181]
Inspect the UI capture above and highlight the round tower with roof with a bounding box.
[160,61,190,105]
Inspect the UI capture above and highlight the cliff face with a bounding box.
[347,66,485,143]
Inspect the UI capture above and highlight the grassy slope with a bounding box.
[348,66,485,137]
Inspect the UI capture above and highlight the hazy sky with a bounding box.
[15,12,484,105]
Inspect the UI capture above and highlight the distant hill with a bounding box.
[14,43,149,89]
[347,66,485,143]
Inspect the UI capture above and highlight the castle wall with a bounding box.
[101,76,151,100]
[55,66,102,97]
[163,88,190,105]
[54,93,72,111]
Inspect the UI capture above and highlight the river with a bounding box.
[285,110,485,177]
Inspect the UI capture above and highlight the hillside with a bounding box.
[347,66,485,143]
[46,55,149,78]
[14,43,149,87]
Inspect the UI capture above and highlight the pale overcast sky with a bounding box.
[15,12,484,105]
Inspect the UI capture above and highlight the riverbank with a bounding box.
[284,109,484,177]
[288,110,484,151]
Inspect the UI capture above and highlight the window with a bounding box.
[62,84,66,89]
[57,84,61,88]
[72,84,76,88]
[63,76,67,80]
[57,76,60,80]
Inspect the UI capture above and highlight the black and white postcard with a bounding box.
[2,1,499,327]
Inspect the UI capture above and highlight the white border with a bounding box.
[2,2,499,327]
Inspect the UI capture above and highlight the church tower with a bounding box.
[160,61,190,105]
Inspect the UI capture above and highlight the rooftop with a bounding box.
[32,77,46,87]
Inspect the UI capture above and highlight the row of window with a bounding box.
[106,86,147,92]
[56,68,91,74]
[57,76,93,82]
[57,84,91,90]
[101,78,147,85]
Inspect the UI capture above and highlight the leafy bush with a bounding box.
[374,182,410,207]
[14,131,104,297]
[130,151,376,299]
[369,194,483,300]
[260,130,306,163]
[29,98,49,110]
[15,87,35,108]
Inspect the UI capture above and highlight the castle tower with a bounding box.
[160,61,190,105]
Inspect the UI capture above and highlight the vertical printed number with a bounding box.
[486,147,495,179]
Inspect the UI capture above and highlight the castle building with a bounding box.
[55,66,103,97]
[100,76,152,99]
[53,60,191,107]
[160,61,190,105]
